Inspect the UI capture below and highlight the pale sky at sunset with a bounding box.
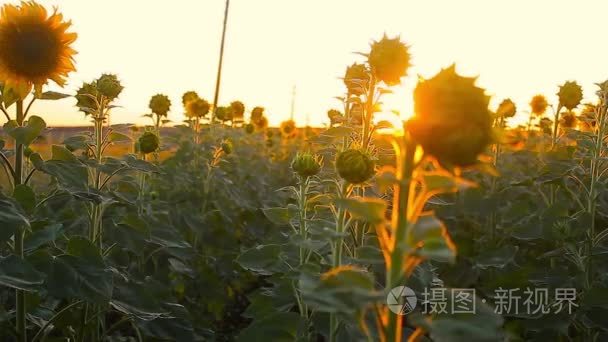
[9,0,608,127]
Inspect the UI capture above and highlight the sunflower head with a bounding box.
[344,63,370,96]
[137,131,160,154]
[244,123,255,134]
[254,116,268,130]
[349,103,364,125]
[368,35,411,86]
[557,81,583,110]
[96,74,123,101]
[251,106,265,123]
[291,152,322,178]
[407,64,492,167]
[230,101,245,120]
[496,98,516,118]
[529,94,548,116]
[75,81,100,114]
[539,117,552,134]
[280,119,297,138]
[182,91,199,106]
[215,106,233,122]
[186,98,210,118]
[560,111,577,129]
[336,149,375,184]
[149,94,171,117]
[0,1,77,98]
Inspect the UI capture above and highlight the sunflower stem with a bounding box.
[14,99,26,342]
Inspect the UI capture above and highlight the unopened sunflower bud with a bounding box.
[344,63,370,96]
[408,64,493,167]
[75,82,99,113]
[291,152,322,178]
[336,149,375,184]
[368,35,411,86]
[245,123,255,134]
[138,132,160,154]
[96,74,123,100]
[221,140,233,155]
[557,81,583,110]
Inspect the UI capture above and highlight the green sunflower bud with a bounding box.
[138,131,160,154]
[336,149,375,184]
[368,35,411,86]
[291,152,322,178]
[75,81,99,113]
[344,63,370,96]
[96,74,123,100]
[496,98,516,118]
[408,64,493,167]
[557,81,583,110]
[529,95,548,116]
[221,140,233,155]
[149,94,171,117]
[245,123,255,134]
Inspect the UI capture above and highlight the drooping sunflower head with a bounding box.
[529,94,548,116]
[137,131,160,154]
[230,101,245,120]
[291,152,322,178]
[344,63,370,96]
[0,1,77,98]
[336,149,375,184]
[280,119,297,138]
[149,94,171,117]
[215,106,233,122]
[96,74,123,101]
[407,64,493,167]
[557,81,583,110]
[368,34,411,86]
[496,98,516,118]
[185,98,210,118]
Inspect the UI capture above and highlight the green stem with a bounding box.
[14,100,26,342]
[297,178,309,317]
[385,135,416,342]
[362,74,377,152]
[329,183,348,342]
[551,105,563,149]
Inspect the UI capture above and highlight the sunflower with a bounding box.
[496,98,516,118]
[280,119,297,138]
[149,94,171,117]
[529,94,548,116]
[186,98,210,118]
[0,1,77,98]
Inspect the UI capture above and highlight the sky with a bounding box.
[7,0,608,127]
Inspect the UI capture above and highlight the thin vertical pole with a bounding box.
[212,0,230,124]
[290,85,296,121]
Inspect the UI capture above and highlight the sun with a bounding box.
[0,1,77,98]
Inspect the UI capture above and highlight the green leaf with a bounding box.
[262,207,297,226]
[37,91,71,100]
[0,194,29,242]
[42,159,88,190]
[237,244,286,276]
[63,135,89,151]
[13,184,35,214]
[24,223,63,252]
[111,278,168,320]
[409,214,456,263]
[0,255,44,291]
[422,171,475,194]
[299,266,379,314]
[334,197,386,223]
[1,85,19,109]
[237,312,306,342]
[46,237,112,304]
[51,145,78,162]
[4,116,46,146]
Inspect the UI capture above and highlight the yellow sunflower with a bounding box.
[0,1,77,98]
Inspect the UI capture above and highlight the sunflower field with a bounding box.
[0,1,607,342]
